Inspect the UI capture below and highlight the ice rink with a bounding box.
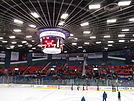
[0,87,133,101]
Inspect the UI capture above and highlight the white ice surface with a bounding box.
[0,88,133,101]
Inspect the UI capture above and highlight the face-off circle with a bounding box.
[37,28,70,54]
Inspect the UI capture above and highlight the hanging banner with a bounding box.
[88,52,102,58]
[11,52,19,61]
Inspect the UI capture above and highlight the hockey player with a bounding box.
[103,91,107,101]
[81,96,86,101]
[118,91,121,101]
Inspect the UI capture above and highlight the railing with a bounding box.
[0,76,133,87]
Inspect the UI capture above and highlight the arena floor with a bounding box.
[0,88,133,101]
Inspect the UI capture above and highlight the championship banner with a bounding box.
[52,54,62,59]
[52,54,67,59]
[32,53,48,59]
[69,56,84,61]
[11,52,19,61]
[88,52,102,58]
[0,53,5,58]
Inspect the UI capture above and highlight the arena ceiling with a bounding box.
[0,0,134,53]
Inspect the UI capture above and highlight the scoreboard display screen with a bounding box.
[37,28,70,54]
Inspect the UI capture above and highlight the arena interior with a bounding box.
[0,0,134,101]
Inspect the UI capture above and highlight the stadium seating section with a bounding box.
[0,59,133,80]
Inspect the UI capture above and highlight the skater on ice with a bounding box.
[81,96,86,101]
[118,91,121,101]
[103,91,107,101]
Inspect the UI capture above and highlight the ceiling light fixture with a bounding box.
[107,19,117,23]
[118,1,131,6]
[104,35,110,38]
[64,51,67,53]
[72,43,77,45]
[108,41,114,43]
[104,47,108,50]
[96,41,101,44]
[83,49,86,52]
[108,44,113,47]
[118,34,125,37]
[26,35,32,38]
[13,29,21,32]
[90,36,96,39]
[29,50,33,52]
[84,42,90,45]
[70,34,74,37]
[129,18,134,22]
[11,41,17,44]
[74,38,78,40]
[83,31,91,34]
[29,24,36,28]
[32,47,36,50]
[58,21,65,26]
[10,45,15,49]
[6,47,10,49]
[89,4,101,9]
[18,45,23,47]
[14,19,23,24]
[31,12,40,18]
[119,40,125,42]
[2,41,7,43]
[9,36,16,39]
[32,40,35,42]
[80,22,89,26]
[122,28,130,31]
[78,46,83,48]
[28,44,32,47]
[0,37,3,40]
[130,39,134,41]
[60,13,69,19]
[22,41,27,43]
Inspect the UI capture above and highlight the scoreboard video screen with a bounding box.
[37,28,70,54]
